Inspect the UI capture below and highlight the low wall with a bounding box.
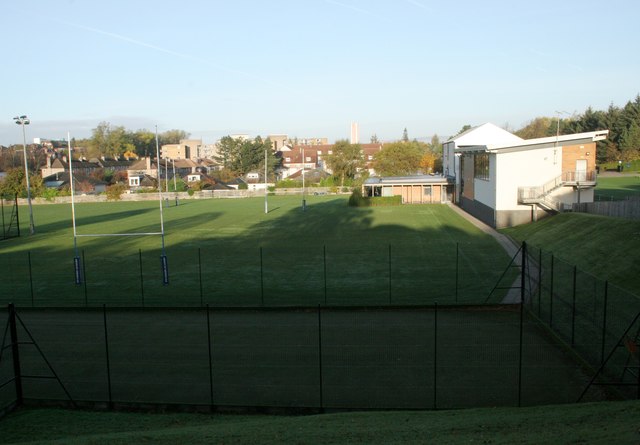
[18,188,338,205]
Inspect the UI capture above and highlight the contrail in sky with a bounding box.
[49,18,326,105]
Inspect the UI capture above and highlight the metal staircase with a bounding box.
[518,174,565,212]
[517,170,597,212]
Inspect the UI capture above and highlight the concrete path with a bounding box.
[447,203,524,304]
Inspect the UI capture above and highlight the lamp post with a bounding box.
[13,115,35,235]
[301,146,306,212]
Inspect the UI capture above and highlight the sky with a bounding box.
[1,0,639,146]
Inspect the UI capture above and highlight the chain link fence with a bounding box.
[0,242,515,308]
[0,304,605,415]
[524,245,640,400]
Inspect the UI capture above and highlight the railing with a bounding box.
[562,170,596,184]
[518,170,597,208]
[518,174,564,204]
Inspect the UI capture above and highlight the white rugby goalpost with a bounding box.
[68,127,168,285]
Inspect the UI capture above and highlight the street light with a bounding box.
[13,115,35,235]
[301,146,306,212]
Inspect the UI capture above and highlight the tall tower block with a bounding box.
[350,122,359,144]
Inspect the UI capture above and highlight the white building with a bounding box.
[444,123,608,228]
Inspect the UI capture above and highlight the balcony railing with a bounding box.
[562,170,597,184]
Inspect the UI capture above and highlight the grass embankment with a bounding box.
[501,212,640,294]
[595,175,640,200]
[1,401,638,444]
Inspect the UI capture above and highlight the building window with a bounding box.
[285,157,291,162]
[423,185,431,196]
[474,153,490,181]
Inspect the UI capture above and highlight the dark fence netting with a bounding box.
[0,242,516,308]
[0,305,609,415]
[524,245,640,401]
[0,309,16,414]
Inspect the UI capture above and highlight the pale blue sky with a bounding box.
[1,0,638,146]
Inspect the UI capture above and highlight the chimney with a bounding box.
[47,156,51,168]
[146,156,151,171]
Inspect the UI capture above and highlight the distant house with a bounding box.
[43,172,107,194]
[443,123,608,228]
[41,155,136,178]
[277,143,383,179]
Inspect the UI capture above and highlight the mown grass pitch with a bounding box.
[0,196,515,307]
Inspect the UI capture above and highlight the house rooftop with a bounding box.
[364,175,452,185]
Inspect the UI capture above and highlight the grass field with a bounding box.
[1,400,639,444]
[0,196,515,307]
[595,175,640,201]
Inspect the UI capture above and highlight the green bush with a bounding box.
[106,184,127,201]
[187,189,195,196]
[276,179,303,188]
[267,186,276,192]
[40,188,59,202]
[348,189,402,207]
[369,196,402,206]
[238,182,248,190]
[348,189,368,207]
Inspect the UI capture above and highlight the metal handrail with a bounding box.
[518,170,596,204]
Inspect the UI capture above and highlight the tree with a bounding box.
[402,128,409,142]
[0,168,44,198]
[515,117,555,139]
[370,134,380,144]
[420,152,437,173]
[429,134,442,154]
[0,168,25,198]
[324,140,365,187]
[88,122,132,158]
[131,129,156,157]
[214,135,277,177]
[159,129,190,145]
[454,125,473,137]
[373,141,424,176]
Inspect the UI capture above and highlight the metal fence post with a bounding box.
[198,248,203,307]
[537,248,542,317]
[82,250,88,307]
[8,304,23,407]
[323,245,327,306]
[433,302,438,410]
[206,304,214,409]
[601,281,608,365]
[571,266,577,347]
[518,242,526,408]
[318,305,324,412]
[550,254,554,328]
[455,243,459,304]
[27,252,34,308]
[388,244,392,305]
[102,304,113,409]
[138,249,144,307]
[260,247,264,306]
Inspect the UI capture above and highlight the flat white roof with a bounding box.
[455,130,609,154]
[364,175,452,185]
